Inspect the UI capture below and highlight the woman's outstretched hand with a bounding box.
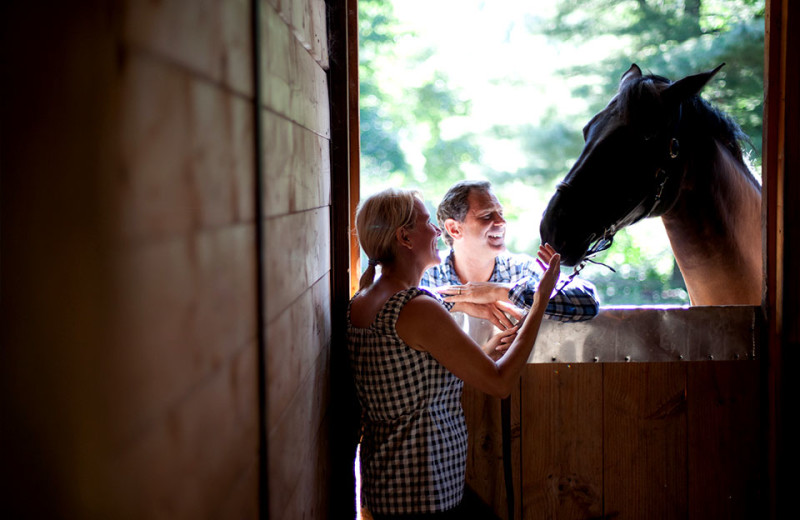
[533,244,561,308]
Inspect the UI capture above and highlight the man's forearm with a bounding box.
[508,278,599,322]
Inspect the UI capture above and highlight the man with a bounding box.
[420,180,599,330]
[418,181,597,517]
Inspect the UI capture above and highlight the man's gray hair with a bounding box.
[437,180,492,247]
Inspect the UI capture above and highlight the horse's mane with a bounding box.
[621,74,760,189]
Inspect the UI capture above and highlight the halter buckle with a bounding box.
[654,171,668,202]
[669,138,680,159]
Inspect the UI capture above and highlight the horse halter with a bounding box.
[555,104,684,290]
[648,105,683,216]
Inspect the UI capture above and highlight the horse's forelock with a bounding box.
[618,75,669,123]
[613,72,754,184]
[648,74,756,187]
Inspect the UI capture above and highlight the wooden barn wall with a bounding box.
[259,0,333,518]
[1,1,337,518]
[111,2,260,515]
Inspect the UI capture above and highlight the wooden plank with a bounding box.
[215,458,259,518]
[267,274,332,426]
[267,0,295,33]
[111,343,259,517]
[268,347,331,518]
[521,364,603,520]
[290,0,328,69]
[512,382,522,520]
[186,77,256,227]
[117,52,255,242]
[462,384,518,519]
[328,0,361,515]
[260,2,330,137]
[110,225,258,441]
[604,363,687,520]
[687,361,763,519]
[280,408,331,519]
[763,2,800,512]
[309,0,329,69]
[264,208,331,322]
[122,0,253,97]
[259,2,292,119]
[262,111,331,218]
[347,0,362,297]
[770,0,800,511]
[267,0,329,69]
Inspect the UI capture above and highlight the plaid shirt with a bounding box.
[420,249,599,322]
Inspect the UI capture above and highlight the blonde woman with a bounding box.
[348,188,560,519]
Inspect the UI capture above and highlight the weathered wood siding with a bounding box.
[464,361,762,520]
[463,385,522,519]
[521,364,603,520]
[110,3,259,516]
[260,0,332,517]
[1,1,336,518]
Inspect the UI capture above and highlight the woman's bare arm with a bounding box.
[397,253,560,398]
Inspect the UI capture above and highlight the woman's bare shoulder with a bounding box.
[350,286,426,328]
[396,292,460,347]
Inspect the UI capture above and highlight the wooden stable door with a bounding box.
[463,307,763,520]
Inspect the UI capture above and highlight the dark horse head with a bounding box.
[539,63,737,267]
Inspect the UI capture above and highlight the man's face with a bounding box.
[455,189,506,259]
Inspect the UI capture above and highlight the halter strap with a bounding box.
[644,103,684,219]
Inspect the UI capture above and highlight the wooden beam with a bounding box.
[763,2,799,517]
[348,0,362,296]
[327,0,361,516]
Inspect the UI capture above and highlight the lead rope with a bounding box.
[501,396,514,520]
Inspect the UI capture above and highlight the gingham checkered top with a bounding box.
[348,288,467,515]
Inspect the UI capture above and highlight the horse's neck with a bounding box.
[661,142,762,305]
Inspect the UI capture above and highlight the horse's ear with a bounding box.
[620,64,642,89]
[663,63,725,105]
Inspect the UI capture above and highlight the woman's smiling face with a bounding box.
[406,198,442,268]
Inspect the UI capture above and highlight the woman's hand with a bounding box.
[452,300,524,330]
[437,281,513,304]
[482,325,519,361]
[533,244,561,309]
[537,242,559,266]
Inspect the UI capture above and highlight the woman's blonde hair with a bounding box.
[355,188,421,291]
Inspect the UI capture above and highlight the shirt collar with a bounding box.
[445,248,504,282]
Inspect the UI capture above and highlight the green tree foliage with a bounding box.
[578,229,690,305]
[358,0,764,306]
[534,0,765,162]
[358,0,479,193]
[412,72,481,195]
[487,108,587,188]
[358,0,410,181]
[521,0,765,305]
